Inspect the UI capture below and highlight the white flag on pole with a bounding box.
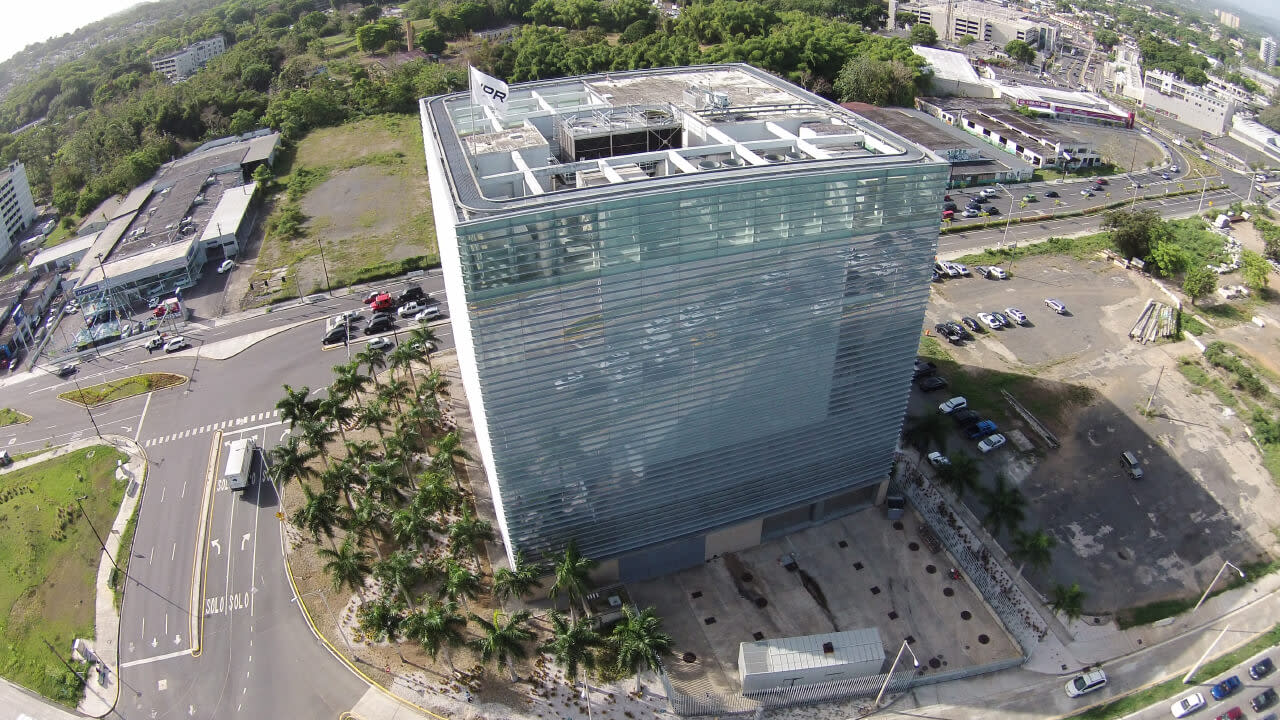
[469,66,509,116]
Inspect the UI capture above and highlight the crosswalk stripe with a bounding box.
[145,439,154,447]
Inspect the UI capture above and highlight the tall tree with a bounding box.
[415,470,462,522]
[407,325,440,370]
[1011,529,1056,577]
[550,539,597,620]
[542,611,603,712]
[936,453,980,498]
[389,342,421,391]
[438,555,483,608]
[432,430,471,488]
[903,413,948,454]
[268,435,317,489]
[357,594,404,642]
[320,395,356,445]
[317,536,373,600]
[293,484,343,549]
[611,605,673,691]
[357,345,389,389]
[493,550,543,603]
[391,506,438,555]
[448,507,495,561]
[299,417,337,471]
[404,598,468,672]
[469,609,534,682]
[347,494,388,559]
[374,549,422,610]
[277,384,320,429]
[1050,582,1086,621]
[332,360,371,405]
[1182,265,1217,306]
[978,473,1027,538]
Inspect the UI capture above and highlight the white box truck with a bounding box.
[223,438,256,491]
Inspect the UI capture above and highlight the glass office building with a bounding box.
[421,65,948,581]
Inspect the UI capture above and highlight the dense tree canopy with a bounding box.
[1137,36,1210,85]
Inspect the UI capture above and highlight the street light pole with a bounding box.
[996,182,1016,251]
[315,238,332,295]
[75,495,121,575]
[69,375,103,438]
[1193,560,1245,612]
[874,639,920,708]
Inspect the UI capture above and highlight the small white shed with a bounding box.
[738,628,885,694]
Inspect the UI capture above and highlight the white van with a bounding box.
[224,438,256,491]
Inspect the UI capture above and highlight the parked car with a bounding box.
[1023,193,1038,202]
[984,206,1000,215]
[951,409,980,426]
[370,294,394,312]
[63,302,79,314]
[1121,450,1144,479]
[398,285,426,305]
[938,397,968,414]
[991,310,1012,327]
[145,336,165,350]
[1162,172,1171,180]
[942,201,958,211]
[913,360,937,379]
[962,208,980,218]
[934,323,963,344]
[414,306,443,323]
[1045,190,1060,198]
[164,336,189,353]
[367,337,395,352]
[961,316,982,333]
[1004,307,1029,325]
[919,376,949,392]
[0,449,11,466]
[986,266,1008,280]
[1065,669,1107,698]
[927,451,950,467]
[362,290,384,304]
[1080,189,1094,197]
[1250,658,1274,680]
[1044,298,1067,314]
[977,312,1002,330]
[217,259,235,274]
[1094,177,1108,185]
[56,363,77,378]
[365,316,394,335]
[1210,676,1242,701]
[946,321,973,341]
[950,263,971,276]
[397,301,426,318]
[942,210,955,220]
[1253,689,1279,712]
[1214,708,1243,720]
[977,433,1007,453]
[967,420,998,439]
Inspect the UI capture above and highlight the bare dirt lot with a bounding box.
[919,255,1280,615]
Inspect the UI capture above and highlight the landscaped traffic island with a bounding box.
[58,373,186,407]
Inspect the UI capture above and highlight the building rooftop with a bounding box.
[842,103,1034,176]
[919,96,1070,146]
[912,45,982,84]
[30,232,98,268]
[201,183,255,244]
[421,64,936,217]
[740,628,884,675]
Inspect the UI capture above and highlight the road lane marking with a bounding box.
[135,392,152,442]
[149,546,154,566]
[160,487,166,503]
[171,543,176,561]
[190,430,222,659]
[120,648,190,668]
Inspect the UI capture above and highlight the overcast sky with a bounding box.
[3,0,144,64]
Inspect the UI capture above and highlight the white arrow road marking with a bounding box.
[174,634,181,645]
[241,533,250,551]
[151,638,158,648]
[210,539,221,555]
[280,429,290,441]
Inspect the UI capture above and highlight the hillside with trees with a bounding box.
[0,0,923,223]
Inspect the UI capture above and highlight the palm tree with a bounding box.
[317,537,372,600]
[321,458,363,513]
[404,402,441,440]
[320,396,356,446]
[611,605,673,692]
[1011,529,1056,577]
[493,550,543,603]
[299,418,336,471]
[542,611,603,712]
[389,343,421,391]
[332,360,371,405]
[469,609,534,682]
[432,430,471,489]
[277,384,320,430]
[374,549,421,610]
[978,473,1027,538]
[268,436,317,489]
[366,459,406,505]
[438,555,483,608]
[382,377,411,415]
[406,325,439,370]
[550,540,597,621]
[343,439,379,469]
[415,470,461,522]
[937,453,981,498]
[347,494,388,559]
[403,598,467,672]
[391,506,437,555]
[448,508,494,561]
[1050,582,1086,621]
[903,413,948,454]
[359,401,392,443]
[357,594,404,642]
[381,429,418,481]
[292,484,343,549]
[356,345,389,389]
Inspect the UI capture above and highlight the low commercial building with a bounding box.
[1105,46,1146,103]
[739,628,885,694]
[916,96,1102,169]
[911,45,996,98]
[843,102,1034,186]
[1229,115,1280,165]
[30,233,96,274]
[1141,69,1235,136]
[913,0,1058,49]
[150,36,227,82]
[0,271,61,362]
[0,161,37,259]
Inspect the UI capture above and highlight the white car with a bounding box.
[977,312,1003,330]
[397,302,424,318]
[943,262,963,277]
[1004,307,1028,325]
[413,306,442,323]
[1170,693,1205,718]
[163,336,189,353]
[1065,669,1107,697]
[145,336,165,350]
[217,259,236,274]
[367,337,394,352]
[951,263,971,276]
[938,397,968,414]
[986,266,1008,280]
[978,434,1007,453]
[334,310,362,324]
[64,302,79,314]
[961,208,980,218]
[927,451,950,467]
[1044,298,1067,314]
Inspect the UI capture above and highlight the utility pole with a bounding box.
[75,495,121,575]
[1145,364,1165,415]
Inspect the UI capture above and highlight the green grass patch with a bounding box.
[58,373,185,407]
[1176,357,1238,407]
[334,253,440,288]
[1197,302,1256,327]
[111,502,140,610]
[0,408,31,426]
[0,445,128,704]
[922,346,1095,429]
[1072,622,1280,718]
[1180,314,1210,336]
[954,231,1117,267]
[1116,559,1278,628]
[918,334,953,363]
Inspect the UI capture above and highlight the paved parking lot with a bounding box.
[917,256,1280,614]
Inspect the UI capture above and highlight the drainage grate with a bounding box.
[853,562,864,571]
[929,658,942,669]
[683,652,697,663]
[925,564,937,574]
[888,611,898,620]
[978,634,990,644]
[838,540,848,548]
[892,521,904,530]
[943,587,955,597]
[870,586,881,595]
[908,542,920,552]
[905,635,915,644]
[753,632,765,641]
[704,617,716,625]
[741,573,753,582]
[755,597,768,609]
[691,591,702,599]
[960,611,972,621]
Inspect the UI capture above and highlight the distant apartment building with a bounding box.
[1262,37,1278,67]
[1215,9,1240,29]
[1140,68,1236,135]
[915,1,1058,50]
[0,162,38,259]
[150,36,227,82]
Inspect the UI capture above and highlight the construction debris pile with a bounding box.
[1130,300,1177,343]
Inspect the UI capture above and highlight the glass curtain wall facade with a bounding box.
[453,165,944,567]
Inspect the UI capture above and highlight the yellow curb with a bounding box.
[191,430,222,658]
[279,513,449,720]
